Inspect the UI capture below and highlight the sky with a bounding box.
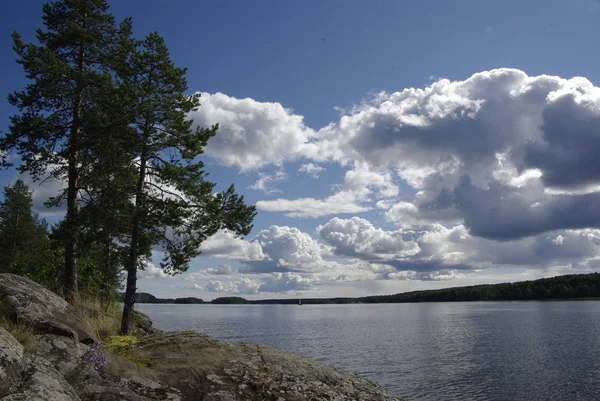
[2,0,600,300]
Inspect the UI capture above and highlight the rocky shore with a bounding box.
[0,274,404,401]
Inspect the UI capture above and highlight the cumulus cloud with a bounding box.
[138,260,170,279]
[302,69,600,241]
[206,278,260,294]
[199,225,341,276]
[184,69,600,284]
[317,215,600,278]
[206,264,234,275]
[239,225,332,273]
[258,272,319,293]
[317,217,420,260]
[298,163,325,178]
[206,280,229,292]
[199,230,267,261]
[175,282,204,290]
[190,92,314,170]
[342,162,399,199]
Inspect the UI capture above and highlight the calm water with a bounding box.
[136,301,600,401]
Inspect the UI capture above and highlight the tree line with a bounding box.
[247,273,600,304]
[0,0,255,334]
[129,292,205,304]
[113,274,600,305]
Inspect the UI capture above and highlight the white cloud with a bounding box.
[206,264,234,275]
[342,162,399,199]
[200,230,267,261]
[298,163,325,178]
[138,260,170,279]
[384,201,423,227]
[175,282,204,290]
[257,163,397,219]
[235,277,261,294]
[206,278,260,294]
[190,92,315,170]
[149,70,600,287]
[303,69,600,240]
[258,272,320,293]
[248,168,286,194]
[256,190,369,218]
[240,225,332,273]
[190,71,600,242]
[206,280,229,292]
[317,217,420,260]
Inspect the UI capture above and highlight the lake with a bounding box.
[135,301,600,401]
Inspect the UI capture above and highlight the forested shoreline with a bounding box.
[129,273,600,305]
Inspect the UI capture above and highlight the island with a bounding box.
[124,292,205,304]
[211,296,249,304]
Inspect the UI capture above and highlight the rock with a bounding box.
[2,355,80,401]
[202,391,237,401]
[133,311,157,335]
[0,274,95,344]
[121,331,404,401]
[0,275,403,400]
[0,328,25,398]
[31,334,181,401]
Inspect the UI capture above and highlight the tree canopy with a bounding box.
[1,0,256,332]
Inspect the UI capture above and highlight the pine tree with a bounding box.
[0,179,50,278]
[77,149,135,306]
[1,0,122,304]
[119,32,256,334]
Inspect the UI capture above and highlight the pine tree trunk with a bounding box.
[65,42,85,306]
[121,139,148,334]
[120,220,139,334]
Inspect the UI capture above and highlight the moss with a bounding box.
[117,349,152,367]
[105,335,151,367]
[105,335,138,348]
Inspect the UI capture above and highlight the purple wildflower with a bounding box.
[80,339,107,371]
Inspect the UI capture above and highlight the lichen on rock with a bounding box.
[0,328,25,398]
[0,274,95,343]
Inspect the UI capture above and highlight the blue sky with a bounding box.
[3,0,600,299]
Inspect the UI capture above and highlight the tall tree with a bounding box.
[1,0,121,304]
[119,32,256,334]
[77,144,136,306]
[0,179,50,277]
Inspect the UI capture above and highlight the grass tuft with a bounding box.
[76,297,122,340]
[0,318,37,352]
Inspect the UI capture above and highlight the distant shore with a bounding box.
[131,272,600,305]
